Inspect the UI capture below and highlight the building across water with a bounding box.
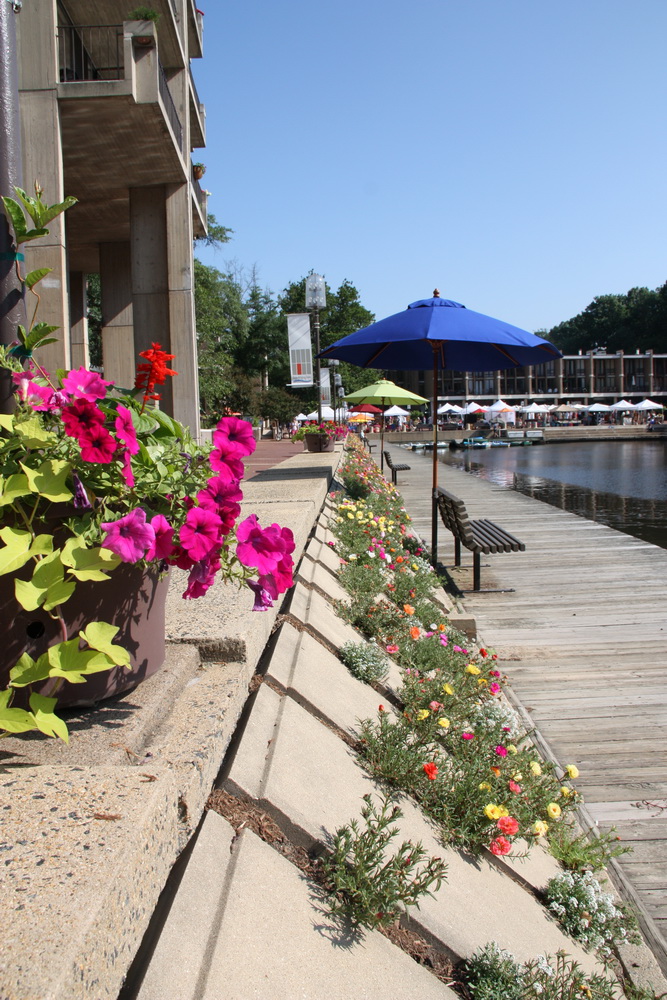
[391,348,667,407]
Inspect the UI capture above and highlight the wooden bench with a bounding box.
[434,486,525,591]
[383,450,411,484]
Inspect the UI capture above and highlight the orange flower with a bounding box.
[410,626,420,640]
[490,766,501,776]
[403,604,415,615]
[395,555,404,563]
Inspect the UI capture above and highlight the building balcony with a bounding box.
[63,0,188,69]
[187,0,204,59]
[189,67,206,147]
[191,165,207,237]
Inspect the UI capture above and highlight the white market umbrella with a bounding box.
[609,399,635,410]
[633,399,664,410]
[487,398,516,413]
[306,405,336,421]
[295,412,308,421]
[586,403,611,412]
[384,404,410,417]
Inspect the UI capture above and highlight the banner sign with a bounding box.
[286,313,313,386]
[319,366,331,405]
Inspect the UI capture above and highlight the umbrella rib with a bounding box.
[364,343,391,366]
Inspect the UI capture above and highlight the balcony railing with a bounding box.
[58,24,124,81]
[158,62,184,152]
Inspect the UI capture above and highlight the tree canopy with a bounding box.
[547,281,667,354]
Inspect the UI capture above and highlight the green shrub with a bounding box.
[463,943,523,1000]
[547,821,632,873]
[544,870,640,961]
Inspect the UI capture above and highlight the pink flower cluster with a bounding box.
[100,416,295,608]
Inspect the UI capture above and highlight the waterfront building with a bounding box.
[390,349,667,408]
[16,1,206,435]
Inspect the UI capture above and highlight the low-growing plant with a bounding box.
[339,641,389,686]
[544,870,640,961]
[320,793,447,930]
[547,820,632,872]
[463,945,623,1000]
[462,942,524,1000]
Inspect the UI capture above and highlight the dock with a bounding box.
[389,446,667,973]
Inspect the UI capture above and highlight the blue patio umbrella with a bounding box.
[320,290,562,558]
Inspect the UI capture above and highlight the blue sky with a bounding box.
[193,0,666,334]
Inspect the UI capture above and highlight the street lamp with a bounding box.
[305,273,326,425]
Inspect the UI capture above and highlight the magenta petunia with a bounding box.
[62,399,105,440]
[209,449,245,482]
[494,745,508,757]
[247,575,278,611]
[115,405,139,455]
[119,449,135,487]
[79,423,118,464]
[272,553,294,594]
[196,477,242,531]
[213,416,256,458]
[179,506,222,561]
[183,552,221,599]
[101,509,155,563]
[146,514,175,561]
[236,514,287,576]
[61,366,113,402]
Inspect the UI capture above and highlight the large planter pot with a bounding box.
[303,432,335,453]
[0,564,169,708]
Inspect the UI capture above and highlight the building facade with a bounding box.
[390,349,667,408]
[16,0,206,434]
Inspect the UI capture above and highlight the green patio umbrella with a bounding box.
[345,378,428,471]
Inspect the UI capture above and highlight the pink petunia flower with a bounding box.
[236,514,287,576]
[61,366,113,402]
[119,449,135,487]
[462,732,474,741]
[209,449,245,482]
[489,682,501,696]
[146,514,174,561]
[183,552,221,599]
[115,405,139,455]
[213,416,257,458]
[101,509,155,563]
[386,644,399,654]
[179,506,223,562]
[62,399,105,440]
[79,423,118,464]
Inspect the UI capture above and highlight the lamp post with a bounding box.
[305,273,326,425]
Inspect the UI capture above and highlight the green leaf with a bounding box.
[0,414,14,433]
[80,621,131,667]
[29,693,69,743]
[1,196,28,240]
[21,459,72,502]
[30,534,54,557]
[14,551,76,611]
[14,415,56,448]
[133,411,160,435]
[0,526,33,576]
[9,651,51,687]
[61,537,120,581]
[47,639,115,683]
[0,473,30,506]
[24,267,53,290]
[25,323,60,351]
[39,196,78,227]
[0,705,38,735]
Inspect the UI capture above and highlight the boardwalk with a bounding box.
[386,445,667,973]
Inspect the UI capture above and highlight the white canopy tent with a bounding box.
[633,399,664,410]
[305,405,336,421]
[487,398,516,413]
[437,402,464,414]
[585,403,611,412]
[295,412,309,421]
[384,404,410,417]
[609,399,635,410]
[463,401,486,414]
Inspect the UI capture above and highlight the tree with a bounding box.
[194,260,247,422]
[548,282,667,354]
[86,273,102,367]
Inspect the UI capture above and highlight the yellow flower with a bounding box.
[347,513,355,520]
[512,773,523,782]
[532,820,549,838]
[442,683,454,696]
[411,563,419,571]
[484,803,502,820]
[479,782,492,792]
[497,805,509,818]
[416,709,430,721]
[507,744,518,755]
[566,764,580,779]
[437,717,450,729]
[466,664,481,676]
[530,761,542,776]
[546,802,561,819]
[560,786,572,798]
[477,677,488,686]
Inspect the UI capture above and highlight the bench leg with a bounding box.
[454,537,462,567]
[392,470,397,485]
[473,551,481,591]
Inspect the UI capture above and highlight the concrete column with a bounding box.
[16,0,70,373]
[525,366,533,398]
[494,371,501,398]
[587,352,595,394]
[646,351,654,396]
[100,242,135,388]
[129,185,172,412]
[555,357,564,397]
[69,270,88,369]
[165,182,199,435]
[615,352,624,397]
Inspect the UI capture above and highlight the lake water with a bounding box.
[439,439,667,550]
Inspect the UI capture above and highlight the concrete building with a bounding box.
[16,0,206,435]
[391,349,667,409]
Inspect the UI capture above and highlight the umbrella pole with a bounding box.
[431,345,439,562]
[380,410,385,471]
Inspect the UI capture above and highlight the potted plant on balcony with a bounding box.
[0,185,295,743]
[127,5,160,22]
[193,163,206,181]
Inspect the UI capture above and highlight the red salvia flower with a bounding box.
[135,342,178,411]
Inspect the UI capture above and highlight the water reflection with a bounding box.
[441,441,667,549]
